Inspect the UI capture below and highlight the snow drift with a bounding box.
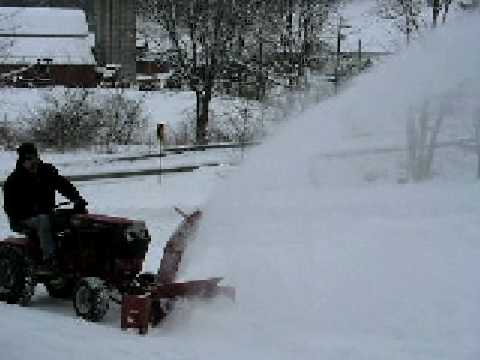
[178,12,480,360]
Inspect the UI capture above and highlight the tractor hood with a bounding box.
[73,214,137,226]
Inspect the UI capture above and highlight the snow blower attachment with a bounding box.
[0,204,234,335]
[121,208,235,334]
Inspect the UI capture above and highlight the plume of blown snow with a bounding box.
[175,12,480,360]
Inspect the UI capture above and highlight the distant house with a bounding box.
[135,39,173,90]
[459,0,480,9]
[0,7,97,87]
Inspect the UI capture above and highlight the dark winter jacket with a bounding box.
[2,161,83,226]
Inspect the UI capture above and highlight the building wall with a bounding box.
[94,0,136,82]
[0,64,97,87]
[137,61,170,75]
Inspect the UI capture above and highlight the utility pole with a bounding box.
[335,20,341,94]
[333,17,351,94]
[358,39,362,73]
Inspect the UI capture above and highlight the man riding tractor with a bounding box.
[2,142,88,272]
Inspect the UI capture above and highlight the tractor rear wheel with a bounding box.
[0,246,35,306]
[73,277,109,322]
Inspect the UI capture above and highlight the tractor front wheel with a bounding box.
[73,277,109,322]
[45,279,75,299]
[0,246,35,306]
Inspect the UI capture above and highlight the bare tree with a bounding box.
[474,109,480,179]
[26,89,147,152]
[0,9,22,84]
[406,100,445,181]
[441,0,453,24]
[432,0,453,27]
[0,9,22,147]
[138,0,336,144]
[376,0,424,45]
[405,94,460,182]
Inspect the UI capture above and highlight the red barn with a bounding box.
[0,7,97,87]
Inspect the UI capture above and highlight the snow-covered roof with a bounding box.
[0,37,95,65]
[0,7,89,36]
[0,7,94,65]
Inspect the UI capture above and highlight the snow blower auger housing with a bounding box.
[0,204,234,334]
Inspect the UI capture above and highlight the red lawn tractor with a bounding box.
[0,204,233,333]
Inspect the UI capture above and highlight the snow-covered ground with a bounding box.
[0,88,195,132]
[1,6,480,360]
[327,0,466,53]
[0,146,240,180]
[0,87,272,145]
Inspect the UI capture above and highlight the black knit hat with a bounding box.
[17,142,38,162]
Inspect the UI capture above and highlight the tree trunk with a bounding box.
[287,0,294,87]
[256,2,265,101]
[475,118,480,179]
[407,116,418,180]
[433,0,440,27]
[422,115,442,179]
[442,0,452,24]
[407,103,442,182]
